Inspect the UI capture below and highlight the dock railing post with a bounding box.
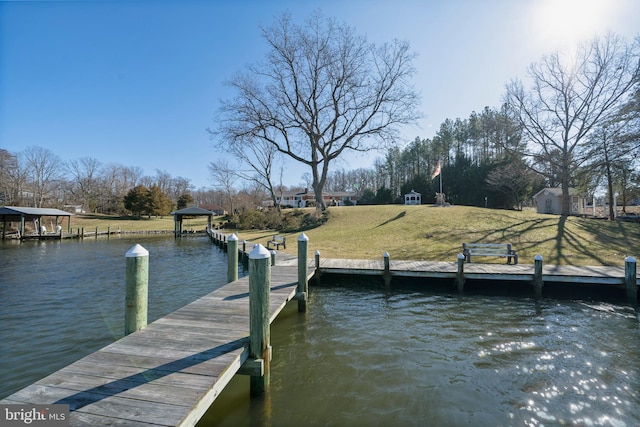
[297,233,309,312]
[533,255,544,298]
[314,250,321,285]
[383,252,391,288]
[270,250,276,266]
[624,256,637,306]
[125,244,149,336]
[456,253,465,292]
[227,233,238,283]
[249,244,271,396]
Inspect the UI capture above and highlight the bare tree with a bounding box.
[210,134,283,212]
[67,157,102,212]
[208,160,238,215]
[505,33,640,215]
[22,146,65,207]
[485,156,540,210]
[215,11,420,215]
[100,163,142,214]
[0,149,22,205]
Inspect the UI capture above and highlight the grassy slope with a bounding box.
[240,205,640,266]
[72,206,640,266]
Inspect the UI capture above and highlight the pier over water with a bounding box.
[1,230,638,425]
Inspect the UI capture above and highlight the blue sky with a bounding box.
[1,0,639,189]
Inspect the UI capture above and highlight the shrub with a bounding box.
[234,208,330,232]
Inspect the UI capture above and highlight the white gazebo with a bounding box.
[404,190,421,205]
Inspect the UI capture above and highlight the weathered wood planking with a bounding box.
[1,264,313,427]
[318,258,639,286]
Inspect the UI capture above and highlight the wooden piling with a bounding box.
[249,244,271,396]
[533,255,544,298]
[456,253,465,292]
[297,233,309,312]
[242,240,249,269]
[227,233,238,283]
[125,244,149,336]
[624,256,637,306]
[383,252,391,288]
[314,250,321,285]
[270,250,276,266]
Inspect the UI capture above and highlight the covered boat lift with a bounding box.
[0,206,74,240]
[171,206,214,237]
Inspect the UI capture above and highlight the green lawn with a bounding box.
[70,213,216,232]
[72,205,640,267]
[236,205,640,267]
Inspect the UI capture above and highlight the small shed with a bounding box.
[171,206,214,237]
[0,206,74,240]
[404,190,421,205]
[532,188,586,215]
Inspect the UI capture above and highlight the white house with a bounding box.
[532,188,586,215]
[274,189,358,208]
[404,190,421,205]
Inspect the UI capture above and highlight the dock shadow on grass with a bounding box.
[55,338,248,411]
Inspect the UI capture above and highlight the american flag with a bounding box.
[431,160,441,179]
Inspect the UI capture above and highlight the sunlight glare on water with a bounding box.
[202,284,640,427]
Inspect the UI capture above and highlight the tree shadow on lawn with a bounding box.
[374,211,407,228]
[450,215,611,266]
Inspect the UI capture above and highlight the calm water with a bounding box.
[0,235,238,399]
[201,282,640,427]
[2,239,639,427]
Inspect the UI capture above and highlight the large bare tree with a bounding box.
[67,156,103,212]
[505,33,640,215]
[22,146,65,207]
[214,12,420,215]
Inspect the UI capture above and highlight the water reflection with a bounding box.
[0,236,236,399]
[202,284,640,427]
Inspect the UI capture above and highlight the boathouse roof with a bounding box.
[171,206,215,216]
[0,206,74,220]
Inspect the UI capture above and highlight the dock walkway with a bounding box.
[1,258,312,427]
[2,248,637,426]
[315,258,639,285]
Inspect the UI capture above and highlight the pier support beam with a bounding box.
[227,233,238,283]
[383,252,391,288]
[297,233,309,312]
[456,253,465,292]
[533,255,544,298]
[125,244,149,336]
[249,244,271,396]
[624,256,637,306]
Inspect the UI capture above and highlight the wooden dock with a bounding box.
[2,232,637,426]
[315,257,639,286]
[1,259,314,426]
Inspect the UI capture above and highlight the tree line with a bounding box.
[3,12,639,220]
[0,146,234,216]
[211,13,640,218]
